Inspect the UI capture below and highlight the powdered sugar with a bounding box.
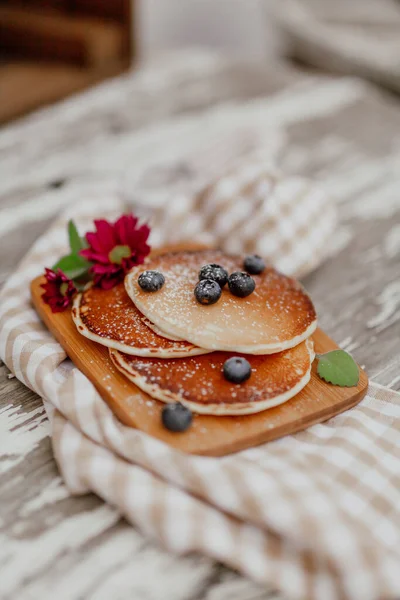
[126,250,317,354]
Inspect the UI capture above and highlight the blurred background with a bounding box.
[2,0,399,124]
[0,0,273,123]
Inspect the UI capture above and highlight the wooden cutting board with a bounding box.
[31,274,368,456]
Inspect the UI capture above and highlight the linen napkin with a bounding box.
[1,192,399,600]
[132,159,336,278]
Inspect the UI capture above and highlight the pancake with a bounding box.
[110,338,315,416]
[141,317,183,341]
[125,250,317,354]
[72,283,210,358]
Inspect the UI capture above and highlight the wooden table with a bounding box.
[1,50,400,600]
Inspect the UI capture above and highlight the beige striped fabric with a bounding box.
[134,159,337,279]
[1,196,399,600]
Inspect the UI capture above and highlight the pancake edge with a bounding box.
[72,293,211,358]
[141,316,184,341]
[109,339,315,416]
[125,268,318,355]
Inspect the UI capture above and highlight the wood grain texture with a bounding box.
[1,50,400,599]
[31,274,368,456]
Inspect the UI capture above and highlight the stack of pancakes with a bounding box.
[72,250,317,417]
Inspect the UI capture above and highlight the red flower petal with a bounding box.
[115,214,137,246]
[41,268,76,313]
[81,213,151,289]
[94,219,118,252]
[85,231,105,254]
[80,247,110,264]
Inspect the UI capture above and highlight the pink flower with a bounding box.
[80,214,151,289]
[41,268,76,313]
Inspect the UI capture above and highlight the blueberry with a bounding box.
[162,402,193,432]
[243,254,265,275]
[228,272,255,297]
[194,279,222,305]
[223,357,252,384]
[199,263,228,288]
[138,270,165,292]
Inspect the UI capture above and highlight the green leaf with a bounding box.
[68,220,86,254]
[52,253,91,280]
[317,350,359,387]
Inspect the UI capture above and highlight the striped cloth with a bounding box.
[145,160,335,278]
[1,195,399,600]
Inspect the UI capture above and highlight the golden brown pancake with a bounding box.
[141,317,183,341]
[72,283,210,358]
[110,339,315,415]
[125,250,317,354]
